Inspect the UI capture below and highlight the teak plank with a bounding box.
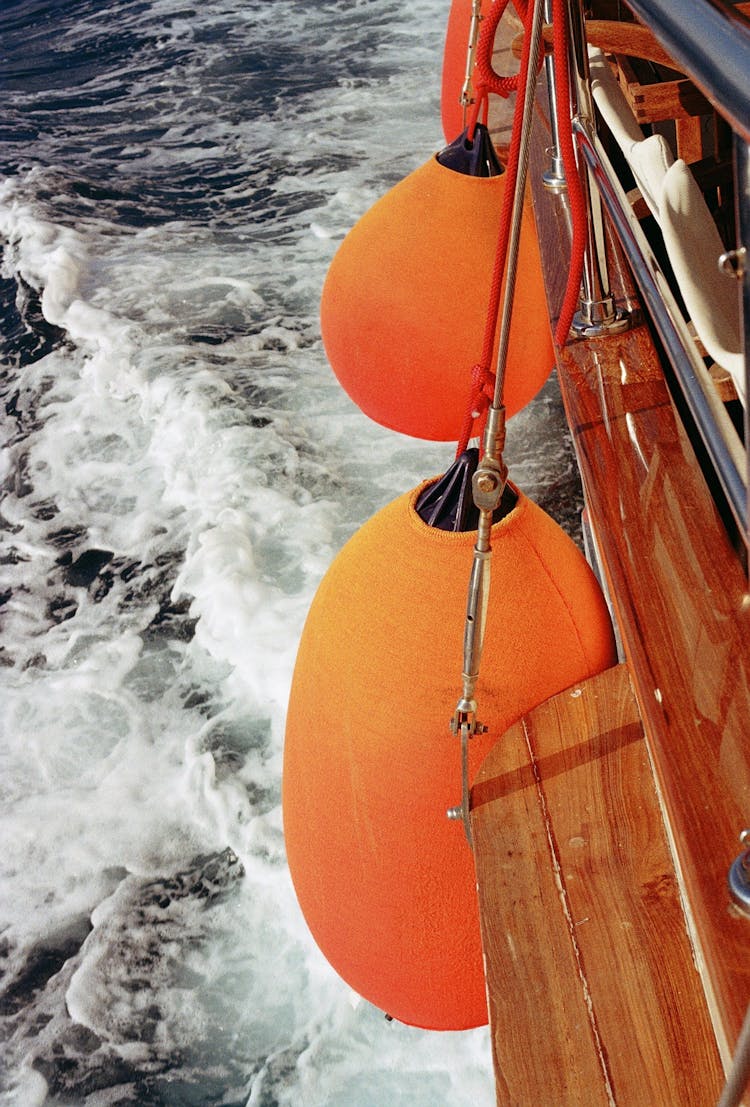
[510,21,679,69]
[471,665,723,1106]
[613,54,713,124]
[511,2,750,70]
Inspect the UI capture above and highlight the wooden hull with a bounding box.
[528,101,750,1061]
[471,42,750,1106]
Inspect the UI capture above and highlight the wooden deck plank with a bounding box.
[471,707,613,1106]
[471,665,724,1105]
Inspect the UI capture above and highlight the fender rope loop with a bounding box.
[466,88,490,140]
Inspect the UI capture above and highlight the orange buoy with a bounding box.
[283,482,616,1030]
[441,0,476,142]
[319,153,553,442]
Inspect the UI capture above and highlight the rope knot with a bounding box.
[457,362,495,454]
[469,362,495,415]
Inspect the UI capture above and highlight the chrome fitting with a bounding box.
[572,296,631,338]
[728,832,750,917]
[719,246,747,280]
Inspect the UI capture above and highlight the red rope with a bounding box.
[465,0,520,141]
[551,0,586,344]
[456,0,533,456]
[474,0,522,101]
[455,0,588,453]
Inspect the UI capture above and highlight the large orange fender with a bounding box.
[283,483,616,1029]
[320,155,553,441]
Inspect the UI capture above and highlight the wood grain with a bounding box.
[511,8,750,73]
[511,21,682,69]
[525,92,750,1071]
[612,53,712,127]
[472,665,723,1105]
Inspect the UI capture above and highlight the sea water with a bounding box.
[0,1,581,1103]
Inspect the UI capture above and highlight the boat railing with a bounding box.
[564,0,750,554]
[621,0,750,145]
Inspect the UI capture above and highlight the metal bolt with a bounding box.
[475,472,498,494]
[719,246,746,280]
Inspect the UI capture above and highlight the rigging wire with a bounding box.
[455,0,534,456]
[449,0,547,846]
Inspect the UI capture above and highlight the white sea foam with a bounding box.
[0,0,511,1098]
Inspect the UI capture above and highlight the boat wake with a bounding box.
[0,1,580,1102]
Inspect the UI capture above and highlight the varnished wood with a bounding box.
[527,96,750,1070]
[674,115,706,164]
[471,665,724,1105]
[511,6,750,72]
[511,20,681,69]
[710,362,739,404]
[612,53,713,127]
[511,19,716,161]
